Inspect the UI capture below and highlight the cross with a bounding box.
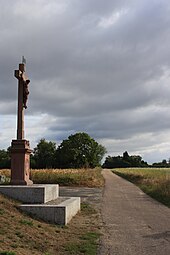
[14,61,30,140]
[10,59,33,185]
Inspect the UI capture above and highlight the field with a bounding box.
[112,168,170,207]
[0,168,104,187]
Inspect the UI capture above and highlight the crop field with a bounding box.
[112,168,170,207]
[0,168,104,187]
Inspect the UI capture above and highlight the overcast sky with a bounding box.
[1,0,170,163]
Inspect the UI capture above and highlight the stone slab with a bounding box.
[19,197,81,225]
[0,184,59,204]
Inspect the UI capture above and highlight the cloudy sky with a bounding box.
[1,0,170,163]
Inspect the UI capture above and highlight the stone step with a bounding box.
[0,184,59,204]
[19,197,81,225]
[0,185,81,225]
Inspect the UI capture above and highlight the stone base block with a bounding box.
[11,139,33,185]
[0,185,59,204]
[19,197,81,225]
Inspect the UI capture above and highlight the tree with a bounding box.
[55,132,106,168]
[123,151,129,159]
[152,159,169,168]
[32,139,56,168]
[0,148,11,169]
[103,151,148,168]
[102,155,131,168]
[162,159,167,165]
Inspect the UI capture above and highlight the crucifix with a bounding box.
[15,58,30,139]
[10,57,33,185]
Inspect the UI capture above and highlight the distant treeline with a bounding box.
[1,137,170,169]
[103,151,148,168]
[103,151,170,168]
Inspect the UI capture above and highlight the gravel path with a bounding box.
[99,169,170,255]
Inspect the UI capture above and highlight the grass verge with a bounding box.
[65,232,101,255]
[112,168,170,207]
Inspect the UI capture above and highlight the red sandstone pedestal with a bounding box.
[11,140,33,185]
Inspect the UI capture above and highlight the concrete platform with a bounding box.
[0,184,59,203]
[20,197,81,225]
[0,185,81,225]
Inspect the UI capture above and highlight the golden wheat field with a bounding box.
[0,168,104,187]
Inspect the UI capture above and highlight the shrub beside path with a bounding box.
[99,169,170,255]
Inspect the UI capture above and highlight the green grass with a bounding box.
[19,219,34,226]
[63,204,100,254]
[0,209,5,215]
[81,203,97,215]
[65,232,100,255]
[112,168,170,207]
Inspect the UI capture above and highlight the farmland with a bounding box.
[0,168,104,188]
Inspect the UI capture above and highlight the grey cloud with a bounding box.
[1,0,170,162]
[45,103,170,145]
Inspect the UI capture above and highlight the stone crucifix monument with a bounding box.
[10,57,33,185]
[0,58,80,225]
